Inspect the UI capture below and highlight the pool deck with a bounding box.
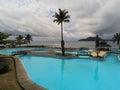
[0,55,47,90]
[12,56,47,90]
[0,55,46,90]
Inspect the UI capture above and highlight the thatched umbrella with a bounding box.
[98,41,111,51]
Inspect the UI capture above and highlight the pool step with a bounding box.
[118,55,120,61]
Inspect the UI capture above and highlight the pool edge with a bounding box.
[12,56,47,90]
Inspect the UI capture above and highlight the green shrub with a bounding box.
[0,62,9,74]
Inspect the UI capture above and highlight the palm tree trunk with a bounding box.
[29,41,31,46]
[119,43,120,49]
[61,22,65,56]
[96,49,99,57]
[95,35,99,57]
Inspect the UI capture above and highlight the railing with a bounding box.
[110,50,120,54]
[77,50,90,56]
[11,51,27,56]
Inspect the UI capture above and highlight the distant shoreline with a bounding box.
[78,36,113,41]
[79,40,113,41]
[0,41,117,49]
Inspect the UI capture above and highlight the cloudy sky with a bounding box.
[0,0,120,41]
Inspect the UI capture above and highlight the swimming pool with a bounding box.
[0,48,77,55]
[0,48,56,55]
[0,48,36,55]
[1,48,120,90]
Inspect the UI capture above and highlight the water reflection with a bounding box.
[60,59,65,90]
[94,61,99,81]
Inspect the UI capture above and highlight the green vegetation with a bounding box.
[53,8,70,55]
[113,33,120,49]
[25,34,32,46]
[0,32,11,45]
[16,35,24,47]
[3,40,16,46]
[0,62,9,74]
[0,32,33,47]
[15,34,33,47]
[0,32,16,47]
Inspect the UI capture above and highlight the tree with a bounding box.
[0,32,11,44]
[95,35,99,57]
[16,35,24,47]
[25,34,32,46]
[53,8,70,55]
[95,35,99,49]
[112,33,120,49]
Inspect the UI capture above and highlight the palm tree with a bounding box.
[94,61,99,80]
[16,35,24,47]
[95,35,99,56]
[112,33,120,49]
[0,32,11,44]
[53,8,70,55]
[25,34,32,46]
[95,35,99,49]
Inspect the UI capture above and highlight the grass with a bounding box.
[0,56,21,90]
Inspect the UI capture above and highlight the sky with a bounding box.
[0,0,120,41]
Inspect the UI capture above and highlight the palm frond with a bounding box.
[53,12,59,17]
[64,15,70,19]
[53,8,70,24]
[113,33,120,45]
[64,19,70,22]
[53,19,58,22]
[63,10,68,17]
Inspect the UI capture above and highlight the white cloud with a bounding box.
[0,0,120,40]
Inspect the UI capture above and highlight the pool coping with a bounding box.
[25,50,79,59]
[12,56,47,90]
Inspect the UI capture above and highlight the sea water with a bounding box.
[31,41,117,48]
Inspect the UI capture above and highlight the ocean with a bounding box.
[31,41,118,49]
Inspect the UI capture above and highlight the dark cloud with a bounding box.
[0,0,120,40]
[93,1,120,36]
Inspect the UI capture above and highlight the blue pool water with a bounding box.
[0,48,36,55]
[19,55,120,90]
[0,48,54,55]
[1,48,120,90]
[0,48,77,55]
